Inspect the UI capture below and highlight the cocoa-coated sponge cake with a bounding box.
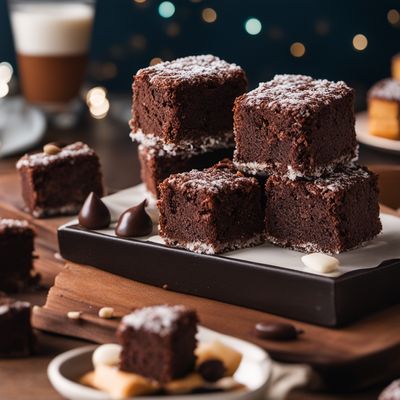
[158,161,264,254]
[130,55,247,146]
[264,165,382,254]
[117,305,198,383]
[233,74,357,178]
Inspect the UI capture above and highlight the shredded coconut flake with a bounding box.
[122,305,187,336]
[241,74,352,117]
[368,78,400,102]
[136,55,244,85]
[0,218,29,229]
[16,142,95,169]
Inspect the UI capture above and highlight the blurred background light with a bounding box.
[387,9,400,25]
[290,42,306,58]
[244,18,262,35]
[150,57,163,66]
[158,1,175,18]
[353,34,368,51]
[0,62,13,83]
[202,8,217,23]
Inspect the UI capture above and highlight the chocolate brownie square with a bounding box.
[158,161,264,254]
[117,305,198,383]
[0,296,34,357]
[0,218,37,292]
[130,55,247,145]
[368,79,400,140]
[233,74,357,178]
[16,142,104,218]
[138,141,234,198]
[265,165,382,254]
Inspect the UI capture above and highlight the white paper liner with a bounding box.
[61,184,400,279]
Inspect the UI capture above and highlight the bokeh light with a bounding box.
[158,1,175,18]
[0,62,13,83]
[133,0,147,3]
[166,22,181,37]
[290,42,306,57]
[86,87,110,119]
[245,18,262,35]
[202,8,217,23]
[150,57,163,66]
[0,83,10,98]
[352,34,368,51]
[387,9,400,25]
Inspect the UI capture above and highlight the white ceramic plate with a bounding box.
[48,326,271,400]
[355,111,400,154]
[0,97,46,158]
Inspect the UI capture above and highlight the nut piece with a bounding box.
[92,343,122,367]
[43,143,61,155]
[67,311,82,320]
[98,307,114,319]
[301,253,339,273]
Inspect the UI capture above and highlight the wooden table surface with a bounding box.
[0,109,399,400]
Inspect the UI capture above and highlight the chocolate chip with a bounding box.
[78,192,111,230]
[254,322,302,341]
[197,359,226,382]
[115,200,153,237]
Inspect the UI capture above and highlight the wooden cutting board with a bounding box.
[33,262,400,391]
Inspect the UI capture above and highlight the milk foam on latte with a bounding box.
[9,2,95,105]
[11,3,94,56]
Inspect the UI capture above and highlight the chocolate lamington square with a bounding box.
[139,141,234,198]
[130,55,247,145]
[233,74,357,178]
[368,79,400,140]
[265,165,382,254]
[117,305,198,383]
[17,142,104,218]
[0,296,34,357]
[158,162,264,254]
[0,218,36,292]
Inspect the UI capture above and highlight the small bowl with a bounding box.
[48,326,271,400]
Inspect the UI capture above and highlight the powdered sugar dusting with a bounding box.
[16,142,95,169]
[242,74,352,117]
[368,78,400,102]
[379,379,400,400]
[137,55,244,85]
[165,167,257,194]
[132,129,234,157]
[0,218,29,229]
[121,305,188,336]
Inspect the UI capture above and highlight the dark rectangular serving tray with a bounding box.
[58,224,400,327]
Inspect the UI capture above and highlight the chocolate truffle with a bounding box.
[79,192,111,229]
[115,200,153,237]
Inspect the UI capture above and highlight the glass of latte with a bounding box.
[8,0,95,127]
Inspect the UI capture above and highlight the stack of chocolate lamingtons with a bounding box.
[129,55,247,198]
[132,55,382,255]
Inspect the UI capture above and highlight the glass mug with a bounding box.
[8,0,95,125]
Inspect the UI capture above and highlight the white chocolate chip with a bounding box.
[301,253,339,273]
[43,143,61,155]
[67,311,82,320]
[98,307,114,319]
[92,343,122,368]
